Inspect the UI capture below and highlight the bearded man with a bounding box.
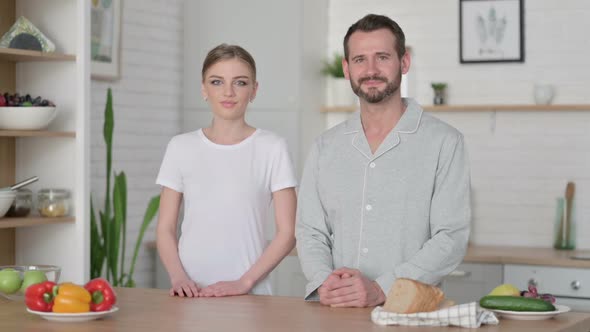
[295,14,471,308]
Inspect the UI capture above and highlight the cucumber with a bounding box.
[479,296,556,312]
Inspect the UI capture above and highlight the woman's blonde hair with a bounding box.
[201,44,257,82]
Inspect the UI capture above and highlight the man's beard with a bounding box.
[350,72,401,104]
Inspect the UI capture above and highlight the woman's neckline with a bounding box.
[198,128,260,149]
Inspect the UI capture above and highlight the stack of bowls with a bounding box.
[0,190,16,217]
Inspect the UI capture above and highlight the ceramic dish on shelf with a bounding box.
[0,190,16,217]
[490,304,570,320]
[27,307,119,322]
[0,106,57,130]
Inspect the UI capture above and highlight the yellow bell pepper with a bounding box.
[52,282,92,313]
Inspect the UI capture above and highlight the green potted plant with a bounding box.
[321,54,356,107]
[90,88,160,287]
[321,54,345,78]
[431,82,447,105]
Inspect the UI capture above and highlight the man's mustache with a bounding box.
[358,76,388,84]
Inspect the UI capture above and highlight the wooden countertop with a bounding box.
[1,287,589,332]
[463,245,590,268]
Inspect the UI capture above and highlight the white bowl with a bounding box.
[0,106,57,130]
[0,191,16,217]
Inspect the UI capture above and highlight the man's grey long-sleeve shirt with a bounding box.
[295,98,471,300]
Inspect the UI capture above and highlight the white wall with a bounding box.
[183,0,327,176]
[91,0,184,287]
[327,1,590,248]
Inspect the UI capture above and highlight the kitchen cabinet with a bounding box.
[441,262,503,304]
[504,264,590,312]
[0,0,90,283]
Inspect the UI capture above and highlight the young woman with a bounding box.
[156,44,297,297]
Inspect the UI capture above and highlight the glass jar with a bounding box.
[5,189,33,217]
[37,189,70,217]
[553,197,576,250]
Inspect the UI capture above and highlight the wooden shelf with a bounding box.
[0,48,75,62]
[0,130,75,138]
[322,104,590,113]
[0,216,75,229]
[422,104,590,112]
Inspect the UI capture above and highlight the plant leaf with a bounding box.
[126,195,160,286]
[99,210,111,283]
[116,172,128,282]
[90,197,104,279]
[110,171,125,286]
[103,88,114,219]
[321,53,345,78]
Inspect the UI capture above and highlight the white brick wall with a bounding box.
[328,1,590,248]
[91,0,183,287]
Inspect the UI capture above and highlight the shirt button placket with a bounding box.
[359,160,374,266]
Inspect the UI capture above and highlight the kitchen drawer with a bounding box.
[504,264,590,298]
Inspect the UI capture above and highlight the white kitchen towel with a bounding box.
[371,302,499,328]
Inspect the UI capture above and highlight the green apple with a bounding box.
[0,268,23,294]
[19,270,47,293]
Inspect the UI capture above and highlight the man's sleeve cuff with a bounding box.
[304,271,331,301]
[375,272,396,297]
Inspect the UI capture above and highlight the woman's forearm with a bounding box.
[156,187,189,283]
[240,230,295,288]
[157,228,189,283]
[240,187,297,288]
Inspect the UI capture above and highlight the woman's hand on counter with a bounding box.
[199,279,253,297]
[170,278,200,297]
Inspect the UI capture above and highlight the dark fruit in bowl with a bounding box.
[1,92,54,107]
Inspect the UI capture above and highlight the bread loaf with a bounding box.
[382,278,445,314]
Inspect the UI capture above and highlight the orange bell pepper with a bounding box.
[52,282,91,313]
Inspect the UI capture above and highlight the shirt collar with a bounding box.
[343,98,423,135]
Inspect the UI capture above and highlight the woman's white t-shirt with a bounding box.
[156,129,297,295]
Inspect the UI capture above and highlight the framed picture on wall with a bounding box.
[459,0,524,63]
[91,0,122,80]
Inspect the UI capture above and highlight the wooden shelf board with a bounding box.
[0,216,75,229]
[422,104,590,111]
[0,48,76,62]
[322,104,590,113]
[0,130,75,138]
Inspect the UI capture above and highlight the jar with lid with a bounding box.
[5,188,33,217]
[38,189,70,217]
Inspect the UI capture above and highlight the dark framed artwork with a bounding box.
[460,0,524,63]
